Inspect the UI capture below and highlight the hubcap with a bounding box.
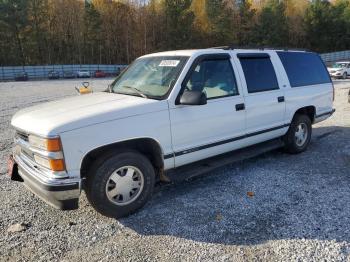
[105,166,144,206]
[295,123,308,147]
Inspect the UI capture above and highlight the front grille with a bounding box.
[15,130,29,142]
[14,130,35,161]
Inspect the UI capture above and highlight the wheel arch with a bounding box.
[80,137,165,179]
[293,105,316,123]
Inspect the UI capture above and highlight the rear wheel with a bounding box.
[85,151,155,218]
[283,114,312,154]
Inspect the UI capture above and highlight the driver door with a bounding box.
[169,54,246,167]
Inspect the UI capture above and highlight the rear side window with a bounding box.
[238,55,279,93]
[277,52,331,87]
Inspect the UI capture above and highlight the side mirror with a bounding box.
[179,90,207,105]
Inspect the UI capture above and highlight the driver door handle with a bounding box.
[235,103,245,111]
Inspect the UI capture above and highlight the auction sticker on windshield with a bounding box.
[159,60,180,67]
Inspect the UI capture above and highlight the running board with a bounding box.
[165,138,284,183]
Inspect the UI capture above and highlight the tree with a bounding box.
[83,1,102,64]
[253,0,289,47]
[0,0,28,65]
[26,0,50,64]
[304,0,335,52]
[206,0,238,46]
[1,0,349,66]
[162,0,195,50]
[237,0,256,46]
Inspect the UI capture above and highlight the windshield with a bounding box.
[332,63,347,68]
[111,56,188,99]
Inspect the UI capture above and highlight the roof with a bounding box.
[140,47,306,58]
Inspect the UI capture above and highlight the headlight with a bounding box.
[29,135,65,171]
[34,155,65,171]
[29,135,62,152]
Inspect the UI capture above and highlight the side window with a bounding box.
[184,59,239,99]
[277,51,331,87]
[239,55,279,93]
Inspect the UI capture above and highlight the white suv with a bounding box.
[9,48,335,218]
[327,61,350,79]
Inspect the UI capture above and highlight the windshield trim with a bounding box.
[110,56,190,101]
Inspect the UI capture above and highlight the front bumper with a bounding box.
[329,72,343,78]
[14,154,81,210]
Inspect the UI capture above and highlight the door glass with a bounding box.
[239,57,279,93]
[185,59,238,99]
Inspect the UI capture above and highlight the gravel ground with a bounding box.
[0,79,349,261]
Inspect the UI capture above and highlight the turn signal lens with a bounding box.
[34,155,66,171]
[49,159,65,171]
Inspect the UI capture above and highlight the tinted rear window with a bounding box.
[239,56,279,93]
[277,52,331,87]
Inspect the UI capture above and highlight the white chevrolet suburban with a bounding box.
[8,48,335,218]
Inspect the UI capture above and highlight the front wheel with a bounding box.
[283,114,312,154]
[85,151,155,218]
[343,72,347,79]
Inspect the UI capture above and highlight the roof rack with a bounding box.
[208,45,308,52]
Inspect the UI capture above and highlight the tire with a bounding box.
[283,114,312,154]
[85,151,155,218]
[343,72,347,79]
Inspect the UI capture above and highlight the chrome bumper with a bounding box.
[14,154,81,210]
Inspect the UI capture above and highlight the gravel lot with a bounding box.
[0,79,349,261]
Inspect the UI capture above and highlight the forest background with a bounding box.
[0,0,349,66]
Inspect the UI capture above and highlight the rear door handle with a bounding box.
[235,103,245,111]
[278,96,285,103]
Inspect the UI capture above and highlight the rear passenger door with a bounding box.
[235,52,287,138]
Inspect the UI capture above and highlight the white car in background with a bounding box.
[77,70,91,78]
[327,61,350,79]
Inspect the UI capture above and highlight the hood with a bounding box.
[11,92,168,136]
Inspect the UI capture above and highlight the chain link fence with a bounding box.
[1,51,350,81]
[0,64,127,81]
[320,50,350,65]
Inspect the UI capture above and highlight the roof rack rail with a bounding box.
[208,45,308,52]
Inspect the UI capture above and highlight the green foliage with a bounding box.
[238,0,256,46]
[253,0,289,47]
[0,0,28,65]
[83,2,102,63]
[206,0,236,45]
[0,0,349,66]
[163,0,195,49]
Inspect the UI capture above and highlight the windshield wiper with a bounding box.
[122,86,148,99]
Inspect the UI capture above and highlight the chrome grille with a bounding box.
[14,130,35,161]
[15,130,29,142]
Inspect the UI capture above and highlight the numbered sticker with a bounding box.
[159,60,180,67]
